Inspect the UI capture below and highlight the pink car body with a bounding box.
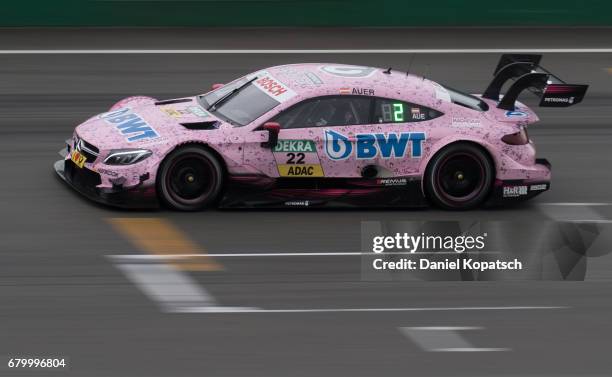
[55,57,585,209]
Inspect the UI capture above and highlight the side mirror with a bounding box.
[261,122,280,149]
[211,83,224,90]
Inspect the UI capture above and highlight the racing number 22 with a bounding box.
[286,152,305,164]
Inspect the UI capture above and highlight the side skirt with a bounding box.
[219,175,428,209]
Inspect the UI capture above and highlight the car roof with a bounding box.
[264,63,442,100]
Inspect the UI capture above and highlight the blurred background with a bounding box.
[1,1,612,376]
[3,0,612,27]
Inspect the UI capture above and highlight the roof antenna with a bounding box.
[406,54,415,77]
[422,63,430,81]
[383,67,392,75]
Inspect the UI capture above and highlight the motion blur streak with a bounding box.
[399,326,510,352]
[3,48,612,54]
[107,218,223,271]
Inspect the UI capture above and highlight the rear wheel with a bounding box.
[425,143,494,210]
[157,146,224,211]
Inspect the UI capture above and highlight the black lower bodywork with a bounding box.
[54,157,551,210]
[219,175,429,208]
[54,159,158,208]
[486,158,552,206]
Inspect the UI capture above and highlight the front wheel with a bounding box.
[157,146,224,211]
[425,143,494,210]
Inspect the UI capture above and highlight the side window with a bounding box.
[272,96,371,129]
[373,98,443,123]
[272,100,318,129]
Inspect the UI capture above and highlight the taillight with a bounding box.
[502,127,529,145]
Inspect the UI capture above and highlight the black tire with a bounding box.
[157,146,224,211]
[425,143,494,210]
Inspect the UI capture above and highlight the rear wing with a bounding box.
[482,54,588,111]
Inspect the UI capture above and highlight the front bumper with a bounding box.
[54,159,158,209]
[487,158,551,205]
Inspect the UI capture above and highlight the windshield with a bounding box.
[199,77,281,126]
[201,77,249,106]
[442,85,489,111]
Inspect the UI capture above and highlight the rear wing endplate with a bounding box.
[482,54,588,111]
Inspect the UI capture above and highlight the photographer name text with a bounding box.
[372,257,522,271]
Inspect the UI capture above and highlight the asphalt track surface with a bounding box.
[1,28,612,376]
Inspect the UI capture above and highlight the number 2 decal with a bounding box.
[393,103,404,122]
[286,152,305,164]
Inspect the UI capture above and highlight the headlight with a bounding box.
[104,149,152,165]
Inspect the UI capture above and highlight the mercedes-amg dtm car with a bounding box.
[54,54,587,210]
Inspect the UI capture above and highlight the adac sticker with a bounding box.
[277,164,324,177]
[100,107,159,142]
[324,130,425,160]
[273,139,324,177]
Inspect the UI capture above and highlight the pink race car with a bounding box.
[55,54,587,210]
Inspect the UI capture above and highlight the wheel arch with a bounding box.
[157,141,229,180]
[419,137,498,196]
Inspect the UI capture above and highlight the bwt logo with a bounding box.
[101,107,159,142]
[324,130,426,160]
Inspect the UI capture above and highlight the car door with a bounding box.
[267,99,327,179]
[241,98,324,179]
[271,95,374,179]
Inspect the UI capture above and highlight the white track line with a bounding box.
[174,306,567,313]
[562,220,612,223]
[114,262,257,313]
[430,347,511,352]
[400,326,511,352]
[2,48,612,54]
[407,326,484,330]
[109,251,502,260]
[540,203,612,206]
[539,202,610,223]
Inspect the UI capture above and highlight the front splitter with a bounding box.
[54,159,159,209]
